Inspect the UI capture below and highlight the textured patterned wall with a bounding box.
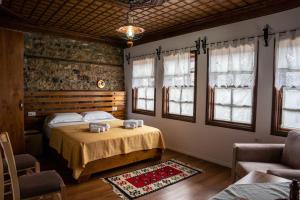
[24,33,124,91]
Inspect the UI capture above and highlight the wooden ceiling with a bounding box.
[0,0,299,46]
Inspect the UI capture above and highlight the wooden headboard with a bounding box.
[24,91,126,130]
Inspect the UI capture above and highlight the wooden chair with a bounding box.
[0,132,65,200]
[3,153,40,197]
[4,154,40,175]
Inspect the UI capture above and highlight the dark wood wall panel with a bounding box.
[0,28,25,154]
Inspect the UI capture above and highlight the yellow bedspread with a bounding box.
[49,120,165,179]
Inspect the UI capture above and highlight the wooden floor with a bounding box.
[40,150,231,200]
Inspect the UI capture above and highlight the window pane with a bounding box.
[137,99,146,110]
[283,89,300,109]
[146,100,154,111]
[282,110,300,129]
[169,102,180,115]
[232,107,252,124]
[233,88,252,106]
[137,88,146,99]
[169,87,181,101]
[214,105,231,121]
[181,87,194,102]
[215,88,231,105]
[181,103,193,116]
[146,87,155,99]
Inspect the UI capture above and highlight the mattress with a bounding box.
[46,119,165,179]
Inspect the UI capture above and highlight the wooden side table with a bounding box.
[24,130,43,156]
[235,171,290,185]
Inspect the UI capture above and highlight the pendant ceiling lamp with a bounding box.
[116,0,167,47]
[116,13,145,47]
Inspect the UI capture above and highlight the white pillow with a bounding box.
[47,113,83,124]
[81,111,115,122]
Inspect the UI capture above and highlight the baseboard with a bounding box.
[166,147,232,168]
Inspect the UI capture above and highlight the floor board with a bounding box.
[39,149,231,200]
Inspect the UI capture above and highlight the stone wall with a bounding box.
[24,33,124,91]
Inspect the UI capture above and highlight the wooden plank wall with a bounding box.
[24,91,126,130]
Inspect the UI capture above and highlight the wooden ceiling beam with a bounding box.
[51,0,81,25]
[28,0,41,19]
[42,0,68,25]
[66,2,105,30]
[0,5,126,47]
[59,0,96,28]
[19,0,28,14]
[137,0,300,45]
[35,0,55,24]
[87,7,124,33]
[83,6,118,31]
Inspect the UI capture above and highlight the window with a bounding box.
[272,31,300,136]
[132,57,155,115]
[206,39,258,131]
[162,51,197,122]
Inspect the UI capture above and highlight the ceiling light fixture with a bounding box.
[116,0,167,47]
[116,13,144,48]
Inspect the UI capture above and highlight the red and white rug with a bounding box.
[103,159,203,200]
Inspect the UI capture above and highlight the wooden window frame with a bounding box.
[162,51,197,123]
[132,88,156,116]
[271,39,297,137]
[205,46,258,132]
[271,87,290,136]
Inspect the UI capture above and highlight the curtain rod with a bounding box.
[130,46,196,60]
[128,27,299,60]
[208,28,299,45]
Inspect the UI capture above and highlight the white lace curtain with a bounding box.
[132,57,155,88]
[275,30,300,129]
[163,50,194,116]
[275,30,300,89]
[209,38,257,124]
[209,38,257,88]
[132,56,155,111]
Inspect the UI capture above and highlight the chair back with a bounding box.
[0,132,20,200]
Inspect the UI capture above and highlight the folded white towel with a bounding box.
[136,120,144,127]
[90,126,107,133]
[123,119,144,129]
[89,122,110,133]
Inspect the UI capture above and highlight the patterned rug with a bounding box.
[103,159,203,200]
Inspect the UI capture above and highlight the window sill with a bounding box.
[206,119,255,132]
[132,109,155,116]
[271,128,289,137]
[162,113,196,123]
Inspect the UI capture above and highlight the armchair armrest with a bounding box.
[267,169,300,181]
[232,143,284,182]
[233,143,284,163]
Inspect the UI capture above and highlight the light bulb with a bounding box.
[126,25,135,39]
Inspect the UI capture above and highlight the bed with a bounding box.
[24,91,165,181]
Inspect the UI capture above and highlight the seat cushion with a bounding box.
[281,130,300,169]
[19,170,64,199]
[4,154,37,171]
[236,161,291,179]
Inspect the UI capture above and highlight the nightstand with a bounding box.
[24,130,43,156]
